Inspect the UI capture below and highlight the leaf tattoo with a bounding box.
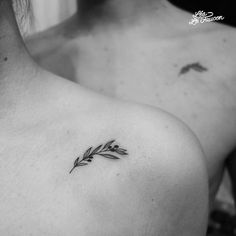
[69,140,128,174]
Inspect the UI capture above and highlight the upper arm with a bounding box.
[125,106,209,235]
[159,122,209,236]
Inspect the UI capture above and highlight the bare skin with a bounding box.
[0,1,208,235]
[26,0,236,203]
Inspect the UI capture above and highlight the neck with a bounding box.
[109,0,168,18]
[0,0,34,75]
[77,0,179,28]
[0,0,39,117]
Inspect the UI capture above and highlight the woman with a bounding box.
[0,0,208,235]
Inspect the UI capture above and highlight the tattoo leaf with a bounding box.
[91,145,103,155]
[78,163,88,166]
[100,154,120,159]
[74,157,80,166]
[116,149,128,155]
[83,147,92,158]
[103,140,115,151]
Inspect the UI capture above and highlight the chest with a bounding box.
[74,35,236,128]
[69,33,235,102]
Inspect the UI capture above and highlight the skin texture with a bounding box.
[26,0,236,204]
[0,0,208,235]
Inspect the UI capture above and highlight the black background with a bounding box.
[169,0,236,27]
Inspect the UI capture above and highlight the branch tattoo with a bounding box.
[69,140,128,173]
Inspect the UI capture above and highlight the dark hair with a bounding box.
[12,0,33,35]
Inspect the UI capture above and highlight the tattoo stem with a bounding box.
[69,166,76,174]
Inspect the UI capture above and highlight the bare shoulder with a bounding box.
[118,101,209,185]
[183,23,236,94]
[71,83,209,234]
[192,23,236,59]
[59,78,208,183]
[97,100,209,235]
[111,100,208,166]
[205,25,236,90]
[55,76,209,191]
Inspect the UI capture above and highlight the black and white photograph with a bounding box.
[0,0,236,235]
